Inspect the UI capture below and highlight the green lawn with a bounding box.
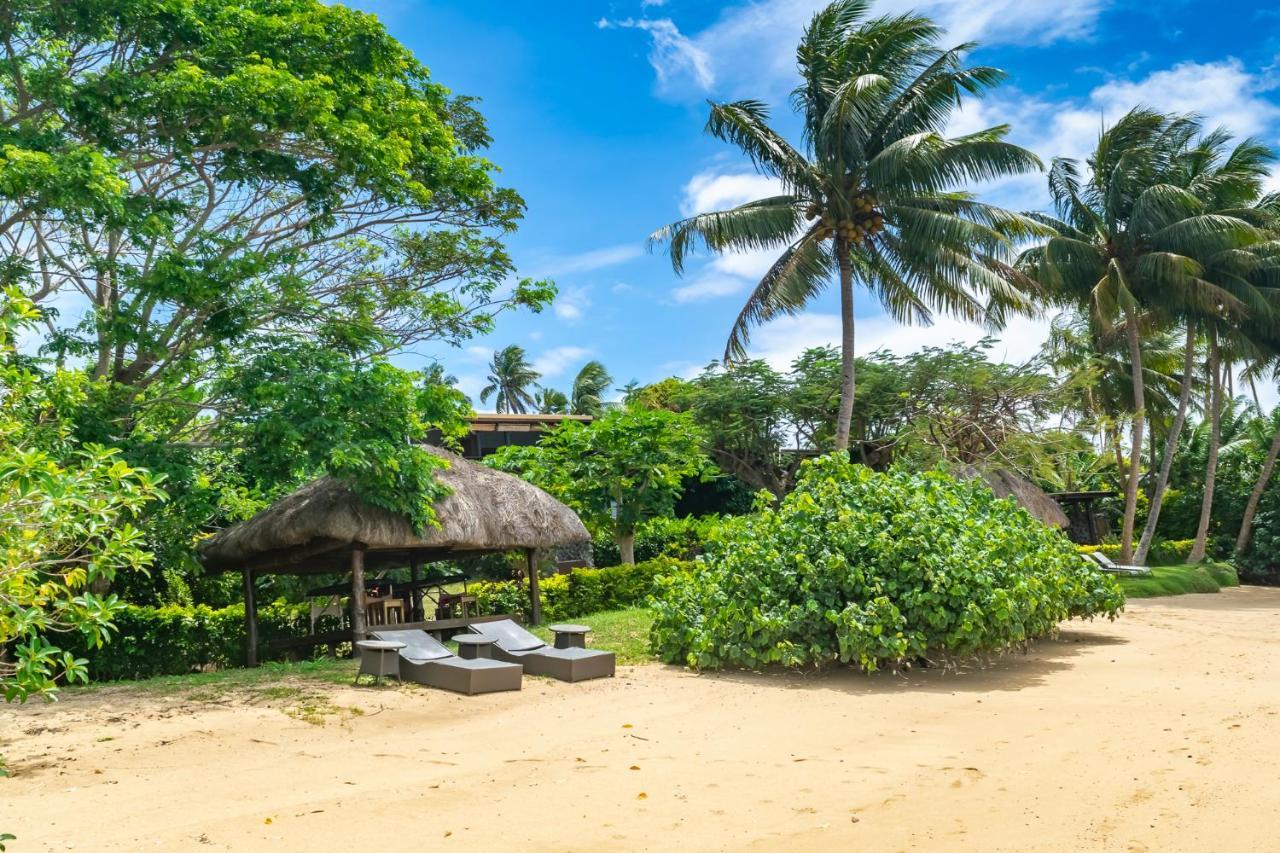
[1118,562,1240,599]
[530,607,655,665]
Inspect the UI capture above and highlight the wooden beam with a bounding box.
[526,548,542,625]
[350,545,367,649]
[409,558,424,622]
[243,568,259,667]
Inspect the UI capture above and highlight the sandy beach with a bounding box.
[3,587,1279,852]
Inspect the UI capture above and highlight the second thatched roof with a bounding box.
[198,445,589,573]
[955,465,1070,529]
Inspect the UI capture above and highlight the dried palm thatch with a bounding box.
[955,465,1070,529]
[198,446,589,573]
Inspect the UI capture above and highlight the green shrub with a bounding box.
[1076,539,1196,565]
[650,456,1124,671]
[471,558,685,623]
[53,602,339,681]
[591,516,720,567]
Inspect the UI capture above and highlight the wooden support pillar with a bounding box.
[409,557,424,623]
[526,548,542,626]
[350,545,367,651]
[242,568,259,667]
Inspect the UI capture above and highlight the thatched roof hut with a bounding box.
[198,446,589,663]
[199,445,589,574]
[955,466,1070,529]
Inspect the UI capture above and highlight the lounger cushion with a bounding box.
[371,629,452,663]
[471,619,545,652]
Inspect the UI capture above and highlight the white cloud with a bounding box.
[606,0,1107,99]
[537,243,642,276]
[552,284,591,322]
[599,17,713,92]
[673,273,749,303]
[532,345,592,378]
[680,171,782,217]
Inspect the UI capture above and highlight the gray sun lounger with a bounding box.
[371,629,522,695]
[466,619,615,683]
[1084,551,1152,577]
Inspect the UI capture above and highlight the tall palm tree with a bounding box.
[651,0,1044,451]
[536,387,569,414]
[570,360,613,416]
[1012,110,1267,561]
[479,345,540,414]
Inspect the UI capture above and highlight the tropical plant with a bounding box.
[536,387,570,414]
[649,454,1124,670]
[479,345,541,413]
[1011,110,1272,561]
[487,408,714,564]
[570,360,613,416]
[650,0,1044,450]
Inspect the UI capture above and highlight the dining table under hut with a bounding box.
[196,445,591,666]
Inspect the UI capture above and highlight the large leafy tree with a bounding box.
[479,344,540,413]
[487,408,713,564]
[651,0,1043,451]
[570,360,613,416]
[1012,110,1272,561]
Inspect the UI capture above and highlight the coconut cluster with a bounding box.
[807,194,884,245]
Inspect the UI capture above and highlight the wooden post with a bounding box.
[242,568,259,667]
[350,545,367,651]
[409,557,424,623]
[526,548,542,626]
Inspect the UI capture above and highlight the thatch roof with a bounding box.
[955,466,1070,529]
[198,446,589,574]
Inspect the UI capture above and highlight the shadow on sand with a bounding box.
[666,626,1128,697]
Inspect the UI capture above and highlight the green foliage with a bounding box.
[213,343,471,532]
[470,558,684,624]
[590,515,721,567]
[487,408,714,561]
[1078,539,1195,564]
[52,601,337,682]
[480,345,540,414]
[570,360,613,416]
[650,455,1123,671]
[2,292,164,701]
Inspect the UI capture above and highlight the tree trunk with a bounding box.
[1136,324,1197,564]
[833,238,856,453]
[1119,310,1146,563]
[617,527,636,566]
[1236,412,1280,555]
[1189,330,1223,563]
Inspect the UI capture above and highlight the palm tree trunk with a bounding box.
[1236,411,1280,555]
[1135,324,1196,564]
[1189,329,1223,563]
[833,239,856,453]
[1120,310,1145,563]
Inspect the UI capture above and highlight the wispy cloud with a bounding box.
[532,345,593,378]
[553,285,592,322]
[597,17,713,92]
[536,243,643,277]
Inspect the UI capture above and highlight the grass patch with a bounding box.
[72,657,355,697]
[530,607,655,665]
[1120,562,1240,599]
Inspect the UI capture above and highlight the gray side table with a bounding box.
[548,624,590,649]
[355,640,404,685]
[454,634,498,660]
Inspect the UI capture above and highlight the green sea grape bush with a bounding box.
[649,455,1123,671]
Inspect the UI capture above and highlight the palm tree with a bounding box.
[536,387,569,414]
[479,345,540,414]
[571,360,613,416]
[1012,110,1267,561]
[650,0,1044,451]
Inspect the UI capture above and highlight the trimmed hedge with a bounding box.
[471,557,685,623]
[1077,539,1195,565]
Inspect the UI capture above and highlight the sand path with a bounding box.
[3,587,1279,852]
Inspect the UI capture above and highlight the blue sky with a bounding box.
[347,0,1280,406]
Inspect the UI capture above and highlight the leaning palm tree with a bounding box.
[570,360,613,416]
[1012,110,1269,561]
[650,0,1044,450]
[479,345,540,414]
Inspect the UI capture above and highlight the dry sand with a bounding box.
[3,587,1279,852]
